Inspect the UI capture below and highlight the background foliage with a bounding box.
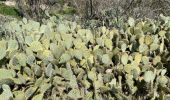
[1,0,169,21]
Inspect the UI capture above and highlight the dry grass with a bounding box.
[15,0,170,21]
[70,0,170,20]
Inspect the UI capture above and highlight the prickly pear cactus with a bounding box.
[0,14,170,100]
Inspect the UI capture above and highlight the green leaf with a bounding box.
[24,67,32,76]
[144,71,155,83]
[96,38,104,47]
[39,25,47,33]
[23,17,27,24]
[128,17,135,26]
[14,91,26,100]
[30,41,43,52]
[94,80,103,90]
[32,94,43,100]
[144,35,153,45]
[104,39,113,50]
[42,50,54,61]
[121,43,126,52]
[161,69,167,76]
[85,30,93,43]
[124,64,132,74]
[0,84,13,100]
[0,40,6,60]
[70,22,77,32]
[139,36,144,45]
[68,89,82,99]
[101,26,107,34]
[142,56,149,65]
[69,74,78,88]
[7,39,18,51]
[157,76,168,87]
[29,20,40,31]
[73,38,86,49]
[88,69,97,81]
[84,92,93,99]
[40,83,51,94]
[50,43,65,59]
[16,53,27,66]
[42,39,50,49]
[59,53,71,63]
[134,53,142,65]
[25,87,37,99]
[102,54,112,65]
[26,55,35,65]
[13,74,26,85]
[26,47,34,56]
[131,62,141,74]
[0,40,6,49]
[109,78,117,86]
[163,95,170,100]
[150,43,159,51]
[33,65,42,77]
[25,36,33,46]
[153,56,161,65]
[160,42,164,53]
[34,77,44,87]
[121,53,128,65]
[0,48,6,60]
[62,34,73,49]
[57,23,69,34]
[45,63,53,77]
[66,62,79,88]
[0,69,15,81]
[74,49,83,60]
[87,54,94,65]
[159,30,166,37]
[160,14,169,24]
[139,44,148,53]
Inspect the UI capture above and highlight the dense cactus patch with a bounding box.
[0,15,170,99]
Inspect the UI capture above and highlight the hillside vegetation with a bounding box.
[0,0,170,100]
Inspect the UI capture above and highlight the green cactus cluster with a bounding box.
[0,14,170,100]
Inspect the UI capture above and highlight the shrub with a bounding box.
[0,4,19,17]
